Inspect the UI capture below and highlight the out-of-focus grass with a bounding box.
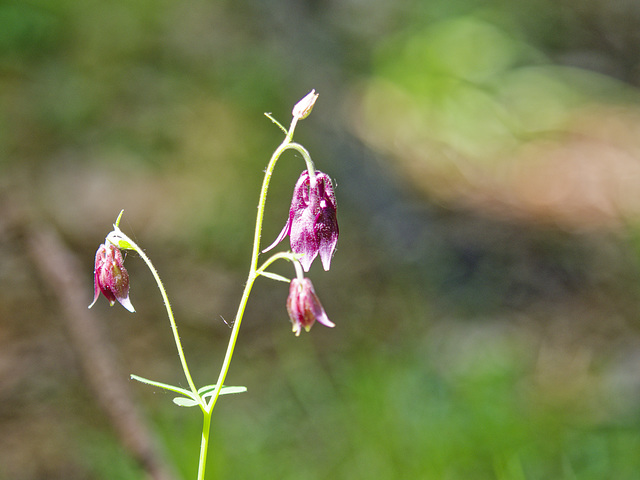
[78,431,143,480]
[119,311,640,480]
[20,305,640,480]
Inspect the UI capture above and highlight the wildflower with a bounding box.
[292,90,318,120]
[264,170,338,271]
[286,277,334,336]
[89,242,135,312]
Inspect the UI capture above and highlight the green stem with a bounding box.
[286,142,316,179]
[194,118,303,478]
[115,111,312,479]
[292,257,305,282]
[197,411,212,480]
[204,118,309,415]
[109,231,202,407]
[257,251,300,276]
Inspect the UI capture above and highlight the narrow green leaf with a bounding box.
[196,384,247,400]
[130,374,195,399]
[201,386,247,400]
[172,397,200,407]
[264,112,288,135]
[219,386,248,396]
[112,210,125,229]
[259,271,291,283]
[198,384,218,395]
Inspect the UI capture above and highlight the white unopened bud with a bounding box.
[292,90,318,120]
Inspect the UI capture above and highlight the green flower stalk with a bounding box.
[88,91,338,480]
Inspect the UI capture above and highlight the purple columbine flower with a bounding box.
[264,170,338,272]
[286,277,334,336]
[89,242,135,312]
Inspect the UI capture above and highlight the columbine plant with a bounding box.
[89,90,337,479]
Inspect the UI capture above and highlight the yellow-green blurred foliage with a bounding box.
[3,0,640,479]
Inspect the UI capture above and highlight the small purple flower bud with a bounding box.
[286,278,334,336]
[89,243,135,312]
[264,170,338,271]
[292,90,318,120]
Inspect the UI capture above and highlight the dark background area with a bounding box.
[3,0,640,478]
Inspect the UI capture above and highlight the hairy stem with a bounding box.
[109,231,202,408]
[204,118,308,414]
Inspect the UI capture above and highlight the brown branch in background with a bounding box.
[24,219,178,480]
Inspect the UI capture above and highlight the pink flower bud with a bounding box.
[292,90,319,120]
[286,278,334,336]
[89,243,135,312]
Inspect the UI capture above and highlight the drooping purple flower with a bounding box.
[286,277,335,336]
[264,170,338,271]
[89,243,135,312]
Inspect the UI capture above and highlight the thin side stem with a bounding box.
[286,142,315,179]
[111,232,201,406]
[257,251,299,275]
[292,258,305,281]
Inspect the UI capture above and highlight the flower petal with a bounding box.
[262,219,291,253]
[286,278,334,335]
[290,208,318,272]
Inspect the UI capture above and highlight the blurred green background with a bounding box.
[3,0,640,478]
